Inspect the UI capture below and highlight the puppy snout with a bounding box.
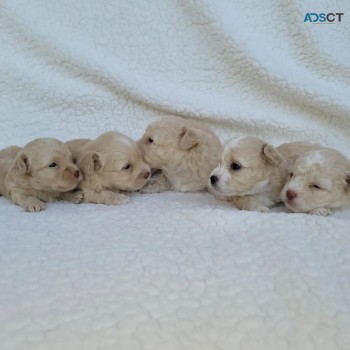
[286,189,297,200]
[74,170,80,178]
[210,175,218,185]
[141,170,151,180]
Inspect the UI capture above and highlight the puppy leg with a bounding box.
[232,196,270,213]
[309,207,331,216]
[11,191,46,212]
[140,173,171,194]
[60,190,84,204]
[82,188,130,205]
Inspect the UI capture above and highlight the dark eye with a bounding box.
[289,173,294,177]
[123,163,131,170]
[48,162,57,168]
[312,184,322,190]
[147,137,153,144]
[231,162,241,171]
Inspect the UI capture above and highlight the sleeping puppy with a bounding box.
[208,136,285,212]
[280,147,350,215]
[67,132,151,205]
[0,139,83,212]
[137,116,222,193]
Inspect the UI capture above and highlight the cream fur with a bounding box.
[209,136,284,212]
[279,144,350,215]
[138,116,222,193]
[0,139,83,212]
[67,132,150,205]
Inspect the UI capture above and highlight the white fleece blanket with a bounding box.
[1,1,350,349]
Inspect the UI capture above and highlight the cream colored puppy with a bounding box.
[138,116,222,193]
[67,132,151,205]
[208,136,285,212]
[0,139,83,212]
[280,147,350,215]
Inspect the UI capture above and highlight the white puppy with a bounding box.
[280,147,350,215]
[67,132,151,205]
[209,136,285,212]
[138,116,222,193]
[0,139,83,212]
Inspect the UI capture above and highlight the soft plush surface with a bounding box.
[1,0,350,349]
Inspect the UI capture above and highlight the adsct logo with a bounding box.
[304,12,344,23]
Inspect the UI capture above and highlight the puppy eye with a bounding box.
[311,184,323,190]
[48,162,57,168]
[123,163,131,170]
[147,137,153,144]
[289,173,294,177]
[231,162,241,171]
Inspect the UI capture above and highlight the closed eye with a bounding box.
[311,184,323,190]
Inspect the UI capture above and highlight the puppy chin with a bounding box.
[131,180,149,191]
[116,180,148,192]
[282,196,305,213]
[33,182,78,193]
[209,183,232,197]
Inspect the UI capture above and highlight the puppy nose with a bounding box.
[286,189,297,200]
[142,170,151,179]
[210,175,218,185]
[74,170,80,178]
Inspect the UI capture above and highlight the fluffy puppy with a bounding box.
[138,116,222,193]
[0,139,83,212]
[208,136,284,212]
[67,132,151,205]
[280,147,350,215]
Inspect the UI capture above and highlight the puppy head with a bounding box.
[137,117,205,169]
[78,132,151,191]
[14,138,81,192]
[208,136,283,196]
[281,150,350,213]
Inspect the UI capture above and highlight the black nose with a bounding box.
[210,175,218,185]
[74,170,80,178]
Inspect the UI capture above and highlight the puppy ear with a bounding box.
[261,143,283,166]
[79,152,103,175]
[179,127,198,149]
[14,152,30,174]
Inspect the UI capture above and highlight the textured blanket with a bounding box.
[1,0,350,349]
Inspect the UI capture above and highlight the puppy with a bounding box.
[0,139,83,212]
[67,132,151,205]
[280,147,350,215]
[138,116,222,193]
[208,136,284,212]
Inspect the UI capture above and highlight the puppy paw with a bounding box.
[215,195,234,202]
[69,190,84,204]
[61,190,84,204]
[139,183,165,194]
[309,207,331,216]
[23,198,46,212]
[103,192,130,205]
[255,206,271,213]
